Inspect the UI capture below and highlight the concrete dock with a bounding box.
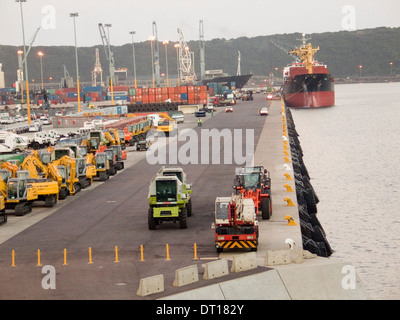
[0,96,369,300]
[161,99,369,300]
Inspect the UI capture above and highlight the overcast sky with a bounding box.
[1,0,399,47]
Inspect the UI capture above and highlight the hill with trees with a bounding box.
[0,27,399,87]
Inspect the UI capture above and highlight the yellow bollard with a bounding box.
[63,248,67,266]
[283,156,291,163]
[115,246,119,263]
[37,249,41,267]
[11,250,15,267]
[194,243,198,260]
[284,173,292,180]
[140,245,144,261]
[284,184,294,192]
[88,247,93,264]
[284,197,295,206]
[166,244,170,261]
[283,150,289,156]
[284,215,297,226]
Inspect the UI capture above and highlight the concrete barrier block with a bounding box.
[203,259,229,280]
[265,249,292,266]
[173,265,199,287]
[136,274,164,297]
[290,247,304,264]
[231,252,257,273]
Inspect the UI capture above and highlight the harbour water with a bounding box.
[290,82,400,300]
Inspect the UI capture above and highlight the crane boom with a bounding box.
[98,23,115,85]
[199,20,205,81]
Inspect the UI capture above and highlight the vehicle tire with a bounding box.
[261,197,271,220]
[73,182,81,194]
[186,199,192,217]
[59,187,68,200]
[99,171,108,181]
[216,247,223,253]
[44,194,57,207]
[148,208,156,230]
[179,207,188,229]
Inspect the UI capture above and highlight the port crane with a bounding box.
[151,21,161,86]
[98,23,116,87]
[199,20,205,81]
[91,48,103,86]
[177,28,196,83]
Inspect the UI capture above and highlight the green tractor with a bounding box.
[147,167,192,230]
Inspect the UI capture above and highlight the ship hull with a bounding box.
[283,73,334,108]
[201,74,253,89]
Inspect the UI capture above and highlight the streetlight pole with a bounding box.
[70,12,81,113]
[16,0,31,124]
[163,40,169,87]
[129,31,137,89]
[38,51,44,89]
[390,62,393,77]
[359,65,362,78]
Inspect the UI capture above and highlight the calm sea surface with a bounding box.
[290,82,400,300]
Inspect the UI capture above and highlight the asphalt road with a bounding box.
[0,93,272,300]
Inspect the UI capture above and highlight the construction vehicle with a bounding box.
[51,156,82,196]
[109,145,126,170]
[156,113,177,137]
[93,152,110,181]
[75,157,96,188]
[136,140,150,151]
[157,166,192,214]
[147,167,191,229]
[233,166,272,220]
[213,193,258,252]
[0,169,38,216]
[0,194,6,225]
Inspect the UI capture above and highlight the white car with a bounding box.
[42,118,52,125]
[171,112,184,123]
[259,107,269,116]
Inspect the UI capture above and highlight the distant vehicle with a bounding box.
[0,113,14,124]
[42,118,52,125]
[14,116,24,123]
[55,111,63,117]
[194,111,206,117]
[171,111,184,123]
[259,107,269,116]
[0,131,28,153]
[225,106,233,112]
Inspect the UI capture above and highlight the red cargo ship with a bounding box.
[282,39,334,108]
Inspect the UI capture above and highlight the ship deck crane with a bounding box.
[177,28,196,83]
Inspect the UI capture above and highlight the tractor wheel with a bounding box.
[261,197,271,220]
[148,208,156,230]
[186,199,192,217]
[179,207,188,229]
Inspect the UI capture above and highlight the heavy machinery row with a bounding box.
[0,113,156,224]
[147,164,273,253]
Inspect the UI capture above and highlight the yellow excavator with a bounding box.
[51,155,82,196]
[0,169,39,216]
[19,152,60,207]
